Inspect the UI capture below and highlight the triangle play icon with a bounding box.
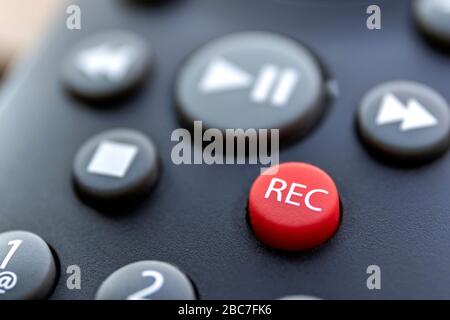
[198,58,253,93]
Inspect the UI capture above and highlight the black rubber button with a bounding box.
[414,0,450,46]
[0,231,57,300]
[73,129,158,202]
[357,81,450,162]
[61,31,151,100]
[176,32,326,139]
[95,261,196,300]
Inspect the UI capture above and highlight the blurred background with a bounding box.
[0,0,61,80]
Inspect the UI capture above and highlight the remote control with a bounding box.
[0,0,449,300]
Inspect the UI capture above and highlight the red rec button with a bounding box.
[248,162,341,251]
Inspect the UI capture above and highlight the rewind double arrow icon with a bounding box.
[198,58,300,107]
[375,93,438,132]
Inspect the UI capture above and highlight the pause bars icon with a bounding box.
[250,65,300,107]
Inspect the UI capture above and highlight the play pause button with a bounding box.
[199,58,300,107]
[176,32,327,139]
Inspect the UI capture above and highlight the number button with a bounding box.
[0,231,57,300]
[95,261,196,300]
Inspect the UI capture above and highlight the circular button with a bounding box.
[248,162,340,251]
[73,129,159,202]
[61,31,151,100]
[176,32,326,139]
[0,231,57,300]
[414,0,450,46]
[357,81,450,162]
[95,261,196,300]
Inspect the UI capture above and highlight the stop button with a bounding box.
[248,162,341,251]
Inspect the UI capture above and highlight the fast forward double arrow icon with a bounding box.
[375,93,438,131]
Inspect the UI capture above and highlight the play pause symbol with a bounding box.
[250,65,299,107]
[198,58,300,108]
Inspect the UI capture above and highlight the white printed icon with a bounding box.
[127,270,164,300]
[0,240,22,294]
[264,178,329,212]
[376,93,438,131]
[199,58,252,92]
[87,141,139,178]
[76,44,137,81]
[0,271,17,294]
[199,58,300,107]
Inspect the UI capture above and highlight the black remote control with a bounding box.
[0,0,449,300]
